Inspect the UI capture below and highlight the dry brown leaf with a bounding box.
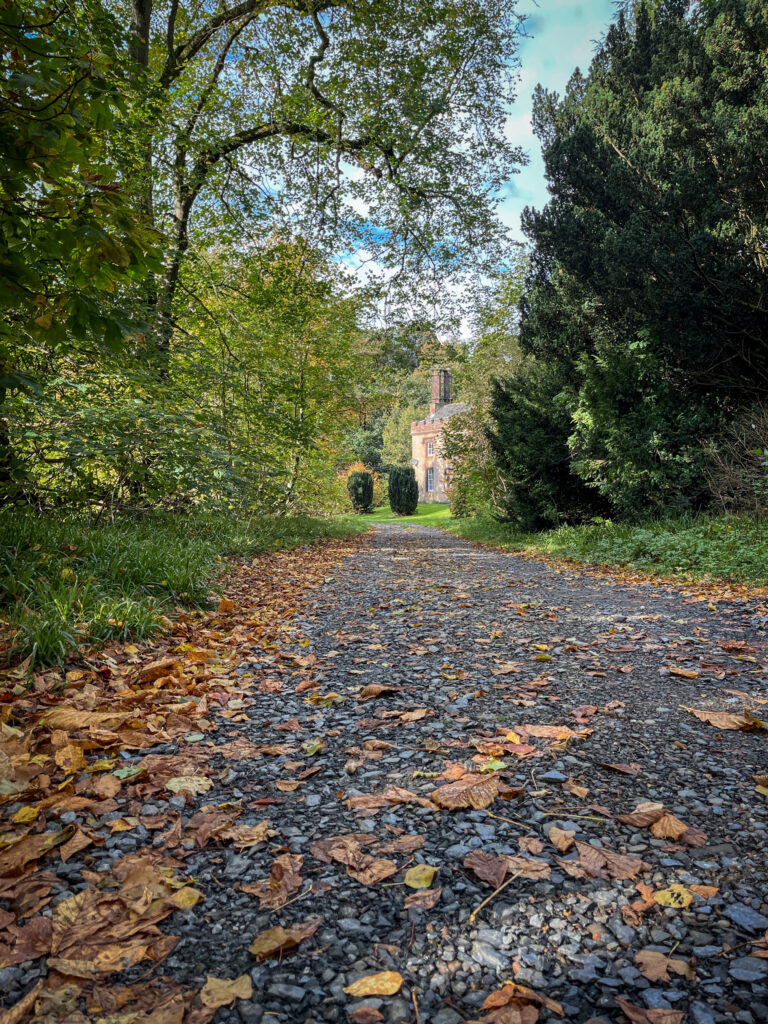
[518,836,544,856]
[482,981,564,1016]
[503,855,551,880]
[464,850,508,888]
[219,822,273,848]
[557,841,649,881]
[613,996,684,1024]
[349,1007,385,1024]
[242,853,303,910]
[248,917,321,961]
[358,684,401,701]
[200,974,253,1008]
[650,814,688,841]
[563,778,589,798]
[92,774,121,798]
[548,826,575,853]
[376,835,425,856]
[343,972,403,997]
[668,666,699,679]
[635,950,695,983]
[689,884,718,898]
[404,887,442,911]
[430,772,501,810]
[682,707,765,730]
[601,761,643,775]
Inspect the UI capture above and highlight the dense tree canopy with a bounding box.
[486,0,768,524]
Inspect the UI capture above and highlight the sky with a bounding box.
[500,0,617,240]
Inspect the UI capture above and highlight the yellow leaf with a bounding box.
[13,806,39,824]
[200,974,253,1008]
[653,884,692,909]
[343,972,404,997]
[669,667,698,679]
[165,776,212,795]
[169,886,203,909]
[404,864,439,889]
[218,599,236,613]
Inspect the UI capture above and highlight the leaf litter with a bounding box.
[2,525,768,1022]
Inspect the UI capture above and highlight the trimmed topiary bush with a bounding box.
[389,466,419,515]
[347,470,374,513]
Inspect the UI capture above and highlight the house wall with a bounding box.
[410,419,452,503]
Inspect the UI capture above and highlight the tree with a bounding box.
[347,470,374,513]
[381,405,422,468]
[492,0,768,519]
[119,0,526,348]
[389,466,418,515]
[0,0,160,497]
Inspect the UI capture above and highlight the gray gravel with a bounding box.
[3,523,768,1024]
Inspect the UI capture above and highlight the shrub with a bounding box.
[344,461,385,507]
[347,471,374,513]
[389,466,419,515]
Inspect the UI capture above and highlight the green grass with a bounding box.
[437,512,768,587]
[343,503,453,527]
[1,509,367,669]
[350,503,768,587]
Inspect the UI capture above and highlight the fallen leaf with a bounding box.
[343,972,403,997]
[404,864,439,889]
[682,707,766,730]
[165,776,212,795]
[548,826,575,853]
[668,667,699,679]
[242,853,303,909]
[404,887,442,910]
[635,949,695,982]
[430,773,501,810]
[557,842,649,881]
[200,974,253,1008]
[249,917,321,961]
[653,884,693,909]
[464,850,508,888]
[482,980,564,1016]
[613,995,684,1024]
[601,762,643,775]
[349,1008,385,1024]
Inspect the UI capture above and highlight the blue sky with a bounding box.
[500,0,617,240]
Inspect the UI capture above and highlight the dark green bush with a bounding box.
[388,466,419,515]
[347,470,374,513]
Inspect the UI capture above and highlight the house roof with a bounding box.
[428,402,469,420]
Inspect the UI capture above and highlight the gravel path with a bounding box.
[6,524,768,1024]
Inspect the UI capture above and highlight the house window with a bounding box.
[426,467,435,492]
[427,440,434,456]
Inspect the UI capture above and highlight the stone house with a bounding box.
[410,368,468,503]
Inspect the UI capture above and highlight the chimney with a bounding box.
[429,368,452,416]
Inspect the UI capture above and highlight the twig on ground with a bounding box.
[469,869,522,925]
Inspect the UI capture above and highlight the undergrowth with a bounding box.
[1,510,367,668]
[438,513,768,587]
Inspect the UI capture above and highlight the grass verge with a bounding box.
[441,513,768,587]
[1,510,368,668]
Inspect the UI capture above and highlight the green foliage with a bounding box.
[381,405,422,468]
[441,263,525,518]
[485,0,768,524]
[488,362,605,530]
[435,512,768,587]
[347,471,374,513]
[388,466,419,516]
[0,0,159,359]
[0,509,367,668]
